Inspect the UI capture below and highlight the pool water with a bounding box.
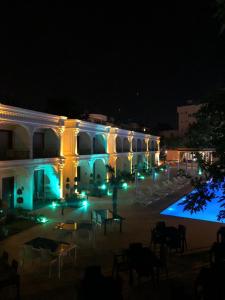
[161,185,225,223]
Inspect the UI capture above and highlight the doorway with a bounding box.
[33,170,45,207]
[2,177,14,209]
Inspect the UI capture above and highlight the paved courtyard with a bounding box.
[0,173,223,299]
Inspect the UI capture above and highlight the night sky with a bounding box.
[0,2,225,128]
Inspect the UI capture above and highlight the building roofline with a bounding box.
[0,103,67,121]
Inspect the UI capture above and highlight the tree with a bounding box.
[106,165,124,216]
[180,96,225,220]
[215,0,225,33]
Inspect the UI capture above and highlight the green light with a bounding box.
[81,191,86,196]
[137,172,140,176]
[82,200,88,207]
[198,168,202,175]
[122,182,128,189]
[140,176,145,180]
[107,191,113,196]
[51,201,57,209]
[38,216,48,224]
[101,184,107,190]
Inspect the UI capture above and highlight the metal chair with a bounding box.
[40,248,58,278]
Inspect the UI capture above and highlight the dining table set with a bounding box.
[24,236,77,279]
[112,242,163,286]
[151,221,187,253]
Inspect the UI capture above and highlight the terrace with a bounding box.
[1,166,223,299]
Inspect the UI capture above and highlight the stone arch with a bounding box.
[142,140,147,151]
[78,160,92,189]
[132,138,137,152]
[116,136,122,153]
[33,127,59,158]
[93,134,106,154]
[93,159,107,183]
[137,139,142,152]
[123,137,130,152]
[0,122,31,159]
[150,140,156,151]
[116,156,130,174]
[77,131,92,155]
[137,154,145,171]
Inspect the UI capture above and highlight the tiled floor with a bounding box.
[0,174,221,299]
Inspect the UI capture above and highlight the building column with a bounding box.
[73,128,79,155]
[73,157,79,192]
[155,152,160,166]
[145,152,149,170]
[58,158,65,198]
[57,126,65,157]
[128,153,133,174]
[105,133,110,154]
[113,134,117,153]
[157,139,160,152]
[128,136,133,152]
[144,138,149,153]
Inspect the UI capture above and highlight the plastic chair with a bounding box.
[75,227,95,248]
[40,248,58,278]
[20,245,41,271]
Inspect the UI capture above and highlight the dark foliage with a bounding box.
[180,96,225,220]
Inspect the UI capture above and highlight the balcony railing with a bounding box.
[78,149,92,155]
[93,149,106,154]
[0,150,30,160]
[33,150,59,159]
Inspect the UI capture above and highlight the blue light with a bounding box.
[161,184,225,223]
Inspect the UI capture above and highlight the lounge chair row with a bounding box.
[135,176,190,206]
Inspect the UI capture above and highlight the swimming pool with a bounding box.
[161,185,225,223]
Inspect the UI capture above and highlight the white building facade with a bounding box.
[63,119,160,194]
[0,104,66,210]
[0,104,160,210]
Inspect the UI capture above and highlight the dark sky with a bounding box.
[0,2,225,127]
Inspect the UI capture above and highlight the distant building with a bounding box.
[177,102,202,136]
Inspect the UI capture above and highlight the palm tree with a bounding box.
[106,164,123,216]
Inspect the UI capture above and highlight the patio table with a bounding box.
[25,237,72,278]
[55,221,94,241]
[91,209,125,235]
